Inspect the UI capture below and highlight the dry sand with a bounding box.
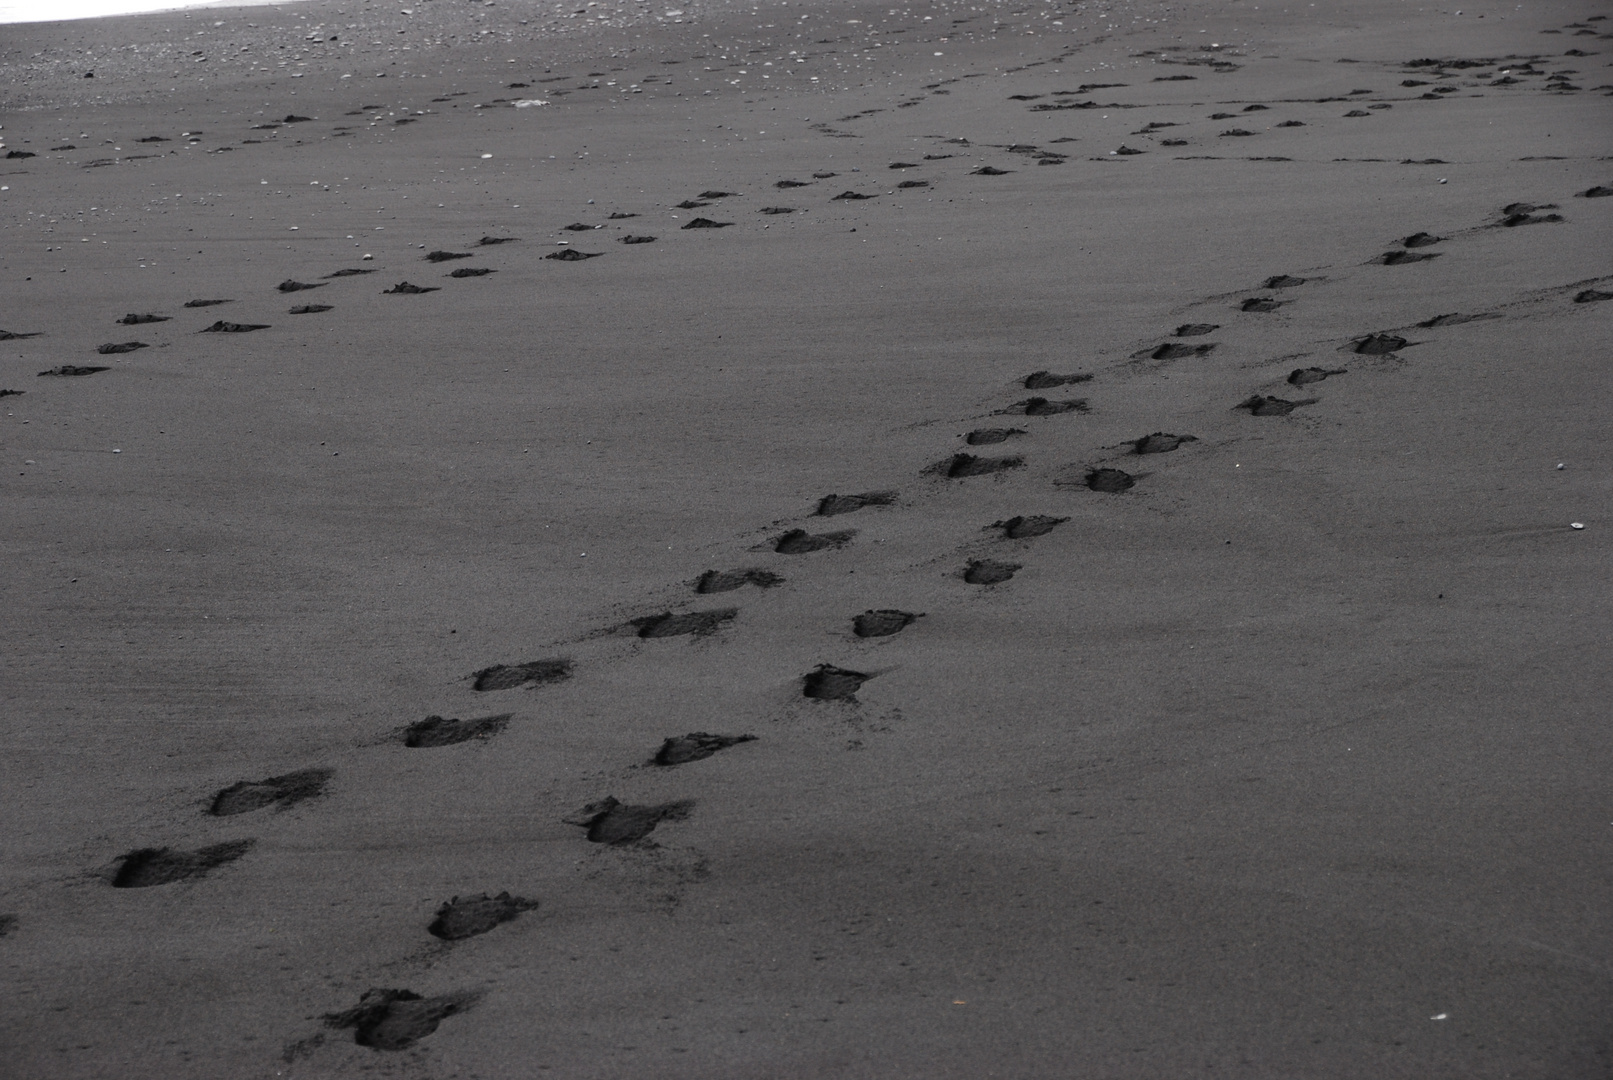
[2,0,1611,1075]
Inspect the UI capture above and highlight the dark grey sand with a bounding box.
[2,0,1611,1075]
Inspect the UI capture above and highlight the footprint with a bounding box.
[675,200,710,209]
[1372,250,1441,264]
[324,268,376,277]
[1114,146,1145,155]
[1236,395,1316,416]
[1575,289,1613,303]
[993,514,1069,538]
[200,321,271,332]
[889,161,921,168]
[852,610,920,638]
[898,180,930,189]
[184,299,233,307]
[816,491,897,516]
[0,914,15,936]
[759,207,797,215]
[564,797,694,844]
[774,528,855,554]
[1578,185,1612,198]
[1503,211,1563,226]
[1401,232,1443,247]
[1287,367,1347,385]
[563,223,599,232]
[619,235,657,244]
[38,365,108,377]
[972,166,1013,175]
[428,893,538,940]
[478,235,521,244]
[97,342,148,354]
[1240,297,1284,312]
[965,427,1026,445]
[681,218,732,229]
[472,659,571,691]
[209,768,332,816]
[963,559,1020,584]
[1004,396,1088,416]
[1220,129,1257,137]
[425,251,473,262]
[278,280,326,293]
[1277,120,1306,127]
[110,839,255,888]
[832,191,877,200]
[939,453,1025,478]
[694,568,784,593]
[0,389,23,397]
[1022,370,1092,389]
[653,732,757,765]
[448,268,495,278]
[1263,275,1306,288]
[775,180,811,188]
[812,171,838,179]
[1174,323,1219,336]
[1085,468,1135,493]
[1416,312,1499,327]
[0,330,44,339]
[629,608,737,638]
[289,304,334,313]
[117,313,169,325]
[324,988,476,1050]
[607,213,638,221]
[403,713,512,748]
[1132,432,1197,454]
[802,665,872,701]
[698,190,739,199]
[1144,343,1216,360]
[544,250,602,260]
[383,282,441,292]
[1350,333,1407,354]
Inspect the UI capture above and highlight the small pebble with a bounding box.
[1570,522,1585,530]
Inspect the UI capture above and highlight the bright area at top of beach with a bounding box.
[0,0,312,24]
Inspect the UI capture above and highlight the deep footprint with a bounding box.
[774,528,855,553]
[428,893,537,940]
[1288,367,1347,385]
[695,568,784,593]
[964,559,1021,585]
[289,304,334,314]
[681,218,732,229]
[1004,396,1088,416]
[1351,333,1407,354]
[1133,432,1196,454]
[324,989,475,1050]
[1146,343,1216,360]
[117,313,169,325]
[403,713,512,747]
[1240,297,1284,312]
[654,732,757,765]
[39,365,108,377]
[564,797,694,844]
[966,427,1026,445]
[852,609,919,637]
[1373,250,1441,265]
[472,658,572,691]
[816,491,897,516]
[448,268,495,277]
[1085,468,1136,493]
[994,514,1069,538]
[802,664,872,701]
[111,839,255,888]
[1576,289,1613,303]
[1022,370,1092,389]
[630,608,737,638]
[384,282,441,293]
[185,299,233,307]
[97,342,147,354]
[209,768,332,816]
[1237,395,1316,416]
[1174,323,1219,336]
[1263,275,1306,288]
[200,321,270,332]
[619,235,657,244]
[278,280,327,292]
[425,251,474,262]
[1402,232,1443,248]
[941,453,1024,478]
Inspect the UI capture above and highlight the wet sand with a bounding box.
[2,0,1611,1075]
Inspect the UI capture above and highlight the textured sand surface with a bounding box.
[2,0,1611,1076]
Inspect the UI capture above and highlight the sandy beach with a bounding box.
[2,0,1611,1075]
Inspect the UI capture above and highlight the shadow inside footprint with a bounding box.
[964,559,1021,585]
[802,664,872,700]
[564,797,694,844]
[1085,469,1136,493]
[619,235,657,244]
[1263,275,1306,288]
[325,988,476,1050]
[994,514,1069,538]
[185,299,232,307]
[1237,395,1315,416]
[111,839,255,888]
[1023,370,1092,388]
[324,268,375,277]
[39,365,108,377]
[403,713,511,748]
[941,453,1024,478]
[1372,250,1440,265]
[1174,323,1220,336]
[1351,333,1407,354]
[383,282,440,293]
[1574,289,1613,303]
[966,428,1026,445]
[630,608,737,638]
[289,304,333,314]
[472,658,572,691]
[1146,343,1216,360]
[277,280,327,292]
[425,251,473,262]
[210,768,332,816]
[816,491,897,516]
[1402,232,1443,248]
[695,568,784,593]
[448,268,495,277]
[1133,432,1196,454]
[118,313,169,324]
[1288,367,1347,385]
[200,321,270,333]
[681,218,732,229]
[428,893,537,940]
[853,609,919,637]
[1417,312,1500,327]
[98,341,147,354]
[759,207,796,214]
[479,235,521,244]
[1003,396,1088,416]
[1240,297,1283,312]
[654,732,757,765]
[1578,186,1613,199]
[544,250,601,260]
[774,528,855,553]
